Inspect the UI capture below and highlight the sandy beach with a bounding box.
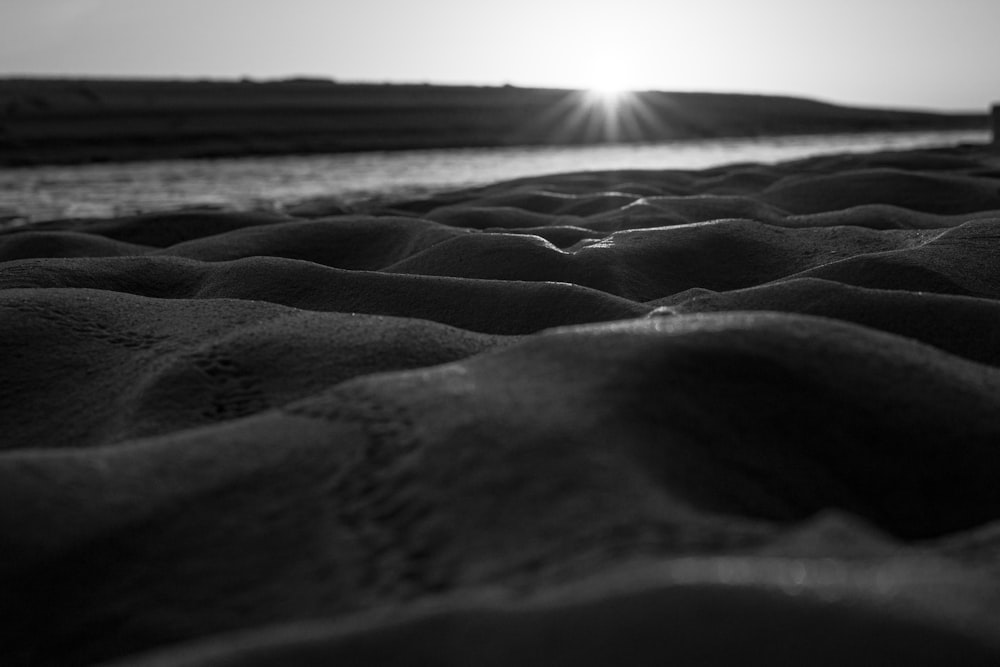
[3,142,1000,665]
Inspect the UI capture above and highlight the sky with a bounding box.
[1,0,998,111]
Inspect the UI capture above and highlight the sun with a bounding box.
[581,65,638,108]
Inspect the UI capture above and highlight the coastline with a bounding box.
[1,128,989,228]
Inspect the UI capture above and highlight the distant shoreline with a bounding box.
[0,78,987,167]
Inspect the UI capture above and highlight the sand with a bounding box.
[2,143,1000,666]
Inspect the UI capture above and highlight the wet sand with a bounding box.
[2,143,1000,666]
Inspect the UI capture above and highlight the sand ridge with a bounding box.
[2,144,1000,666]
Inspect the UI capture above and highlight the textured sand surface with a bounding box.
[3,144,1000,666]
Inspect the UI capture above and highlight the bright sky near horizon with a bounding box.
[1,0,997,111]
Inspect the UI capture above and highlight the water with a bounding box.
[0,130,989,224]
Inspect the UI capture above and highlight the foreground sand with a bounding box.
[2,144,1000,666]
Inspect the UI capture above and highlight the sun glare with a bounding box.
[579,56,637,105]
[588,84,629,104]
[526,55,669,145]
[583,80,637,121]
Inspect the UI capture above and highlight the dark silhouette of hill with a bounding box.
[0,78,986,165]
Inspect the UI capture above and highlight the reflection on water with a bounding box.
[0,130,989,224]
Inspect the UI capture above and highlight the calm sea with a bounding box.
[0,129,989,225]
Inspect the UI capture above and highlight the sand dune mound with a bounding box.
[3,144,1000,666]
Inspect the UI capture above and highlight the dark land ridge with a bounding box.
[0,77,987,166]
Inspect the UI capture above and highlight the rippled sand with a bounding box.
[3,144,1000,666]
